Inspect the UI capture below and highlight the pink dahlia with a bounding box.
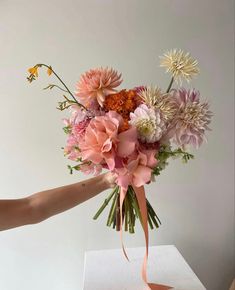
[75,67,122,109]
[167,88,212,148]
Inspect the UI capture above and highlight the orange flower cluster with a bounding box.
[104,89,142,131]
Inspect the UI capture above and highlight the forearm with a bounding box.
[28,173,111,222]
[0,198,32,231]
[0,173,114,231]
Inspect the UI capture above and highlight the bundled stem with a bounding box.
[93,185,161,234]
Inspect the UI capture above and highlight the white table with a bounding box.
[83,245,206,290]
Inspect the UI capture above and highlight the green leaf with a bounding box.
[67,165,73,174]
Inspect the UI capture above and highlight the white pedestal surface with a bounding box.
[83,245,206,290]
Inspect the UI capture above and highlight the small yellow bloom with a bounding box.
[28,66,39,77]
[47,66,53,76]
[160,49,199,83]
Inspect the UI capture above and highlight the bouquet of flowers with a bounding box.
[27,49,212,289]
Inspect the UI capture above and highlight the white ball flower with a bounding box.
[129,104,166,143]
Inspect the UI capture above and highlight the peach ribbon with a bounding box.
[119,185,172,290]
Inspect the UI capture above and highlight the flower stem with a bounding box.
[37,63,88,111]
[124,196,129,232]
[147,199,161,225]
[93,186,117,220]
[147,211,154,230]
[166,77,174,93]
[129,186,142,225]
[116,195,121,231]
[126,189,135,233]
[107,189,119,226]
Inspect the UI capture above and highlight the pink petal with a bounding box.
[117,126,137,157]
[133,165,152,187]
[103,151,115,170]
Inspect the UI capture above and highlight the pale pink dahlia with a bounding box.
[129,104,166,143]
[167,88,212,148]
[75,67,122,108]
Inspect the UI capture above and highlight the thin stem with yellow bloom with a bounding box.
[43,84,69,93]
[27,63,88,111]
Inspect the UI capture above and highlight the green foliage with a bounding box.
[57,100,72,111]
[153,144,194,176]
[67,164,82,174]
[63,126,72,134]
[67,159,88,174]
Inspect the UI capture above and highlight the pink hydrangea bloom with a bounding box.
[75,67,122,109]
[79,163,103,176]
[63,106,92,161]
[64,120,91,161]
[79,111,138,170]
[72,119,90,138]
[64,134,81,161]
[166,88,212,148]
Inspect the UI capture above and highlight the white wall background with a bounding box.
[0,1,234,290]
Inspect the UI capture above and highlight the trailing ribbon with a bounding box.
[119,185,172,290]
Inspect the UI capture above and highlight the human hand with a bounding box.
[101,172,117,189]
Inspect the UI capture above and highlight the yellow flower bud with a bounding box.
[47,66,53,76]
